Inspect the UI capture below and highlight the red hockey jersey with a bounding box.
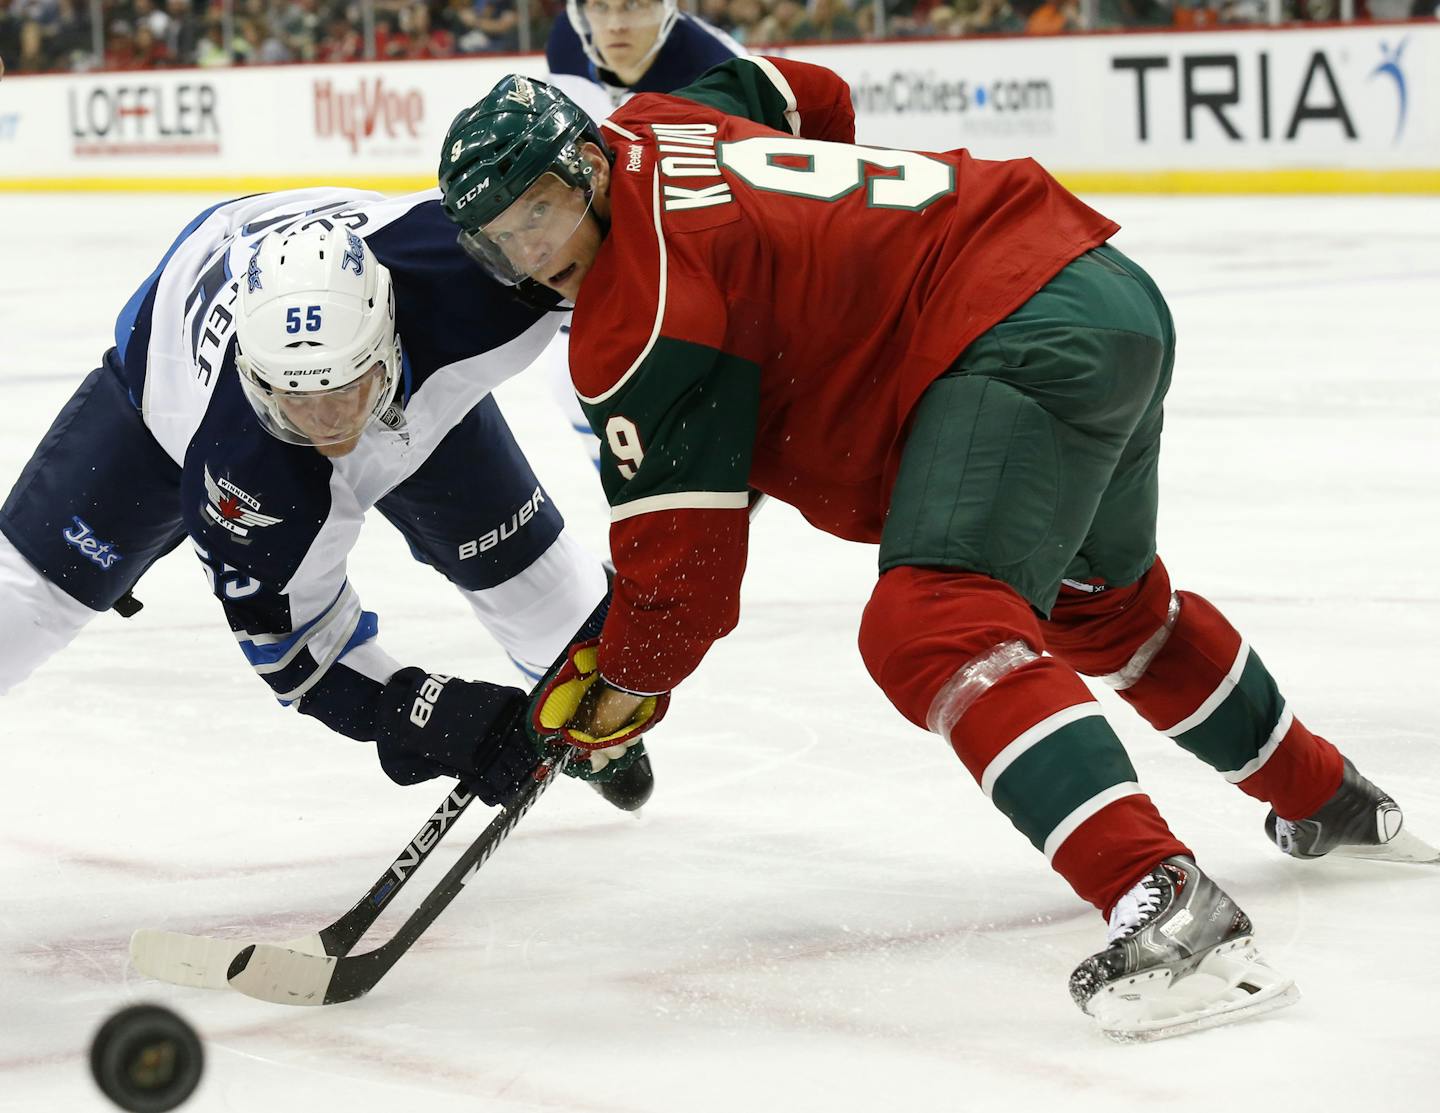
[568,56,1119,693]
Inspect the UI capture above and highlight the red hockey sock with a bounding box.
[1042,558,1344,822]
[860,567,1188,913]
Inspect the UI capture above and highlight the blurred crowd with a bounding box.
[3,0,1436,75]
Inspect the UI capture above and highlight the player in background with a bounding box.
[438,61,1436,1040]
[540,0,745,473]
[0,192,648,810]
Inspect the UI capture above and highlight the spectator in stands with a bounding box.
[279,0,323,61]
[790,0,860,39]
[374,10,408,56]
[474,0,519,51]
[441,0,489,52]
[253,15,296,61]
[1097,0,1172,26]
[133,0,170,41]
[316,10,363,60]
[968,0,1024,30]
[752,0,806,41]
[162,0,202,66]
[401,1,455,56]
[194,18,230,65]
[132,20,176,64]
[12,0,61,72]
[923,2,962,34]
[103,19,140,68]
[1025,0,1081,32]
[699,0,736,34]
[724,0,765,43]
[15,16,46,71]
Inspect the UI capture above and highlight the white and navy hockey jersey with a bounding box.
[110,188,599,739]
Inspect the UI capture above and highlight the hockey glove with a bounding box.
[375,668,537,806]
[528,639,669,781]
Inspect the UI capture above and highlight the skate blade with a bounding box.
[1089,937,1300,1044]
[1333,827,1440,865]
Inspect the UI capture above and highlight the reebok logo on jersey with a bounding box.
[625,145,643,173]
[457,486,545,560]
[63,516,123,570]
[202,465,284,540]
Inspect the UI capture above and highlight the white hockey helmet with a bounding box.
[567,0,678,78]
[235,225,402,449]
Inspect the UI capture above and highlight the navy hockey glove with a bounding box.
[527,640,668,783]
[375,668,536,806]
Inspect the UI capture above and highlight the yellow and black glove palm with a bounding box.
[528,640,669,781]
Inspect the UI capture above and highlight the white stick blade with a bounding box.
[227,943,339,1006]
[130,929,326,990]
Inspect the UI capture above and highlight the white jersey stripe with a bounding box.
[1162,639,1250,737]
[980,702,1104,798]
[1044,783,1145,862]
[1224,703,1293,784]
[579,168,666,406]
[746,57,801,135]
[611,490,751,522]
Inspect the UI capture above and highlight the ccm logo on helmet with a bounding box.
[457,486,546,560]
[455,177,491,208]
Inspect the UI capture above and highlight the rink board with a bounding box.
[0,24,1437,193]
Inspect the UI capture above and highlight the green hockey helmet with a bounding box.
[437,75,607,303]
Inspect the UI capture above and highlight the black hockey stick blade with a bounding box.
[226,747,575,1006]
[130,783,476,988]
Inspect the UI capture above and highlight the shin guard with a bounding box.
[1044,558,1344,822]
[860,567,1188,912]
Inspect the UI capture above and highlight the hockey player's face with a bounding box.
[582,0,663,76]
[273,363,384,456]
[481,168,605,301]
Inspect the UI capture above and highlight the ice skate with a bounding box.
[1069,858,1298,1042]
[1264,758,1439,864]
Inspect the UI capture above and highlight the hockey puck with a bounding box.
[89,1004,204,1113]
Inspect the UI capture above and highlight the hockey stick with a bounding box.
[132,587,617,991]
[129,781,477,989]
[225,746,575,1005]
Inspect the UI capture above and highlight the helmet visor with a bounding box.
[458,171,595,289]
[241,360,389,448]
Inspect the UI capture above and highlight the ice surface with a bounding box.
[2,192,1438,1111]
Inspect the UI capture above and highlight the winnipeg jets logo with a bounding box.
[63,517,123,570]
[246,240,264,293]
[202,465,283,539]
[341,229,365,277]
